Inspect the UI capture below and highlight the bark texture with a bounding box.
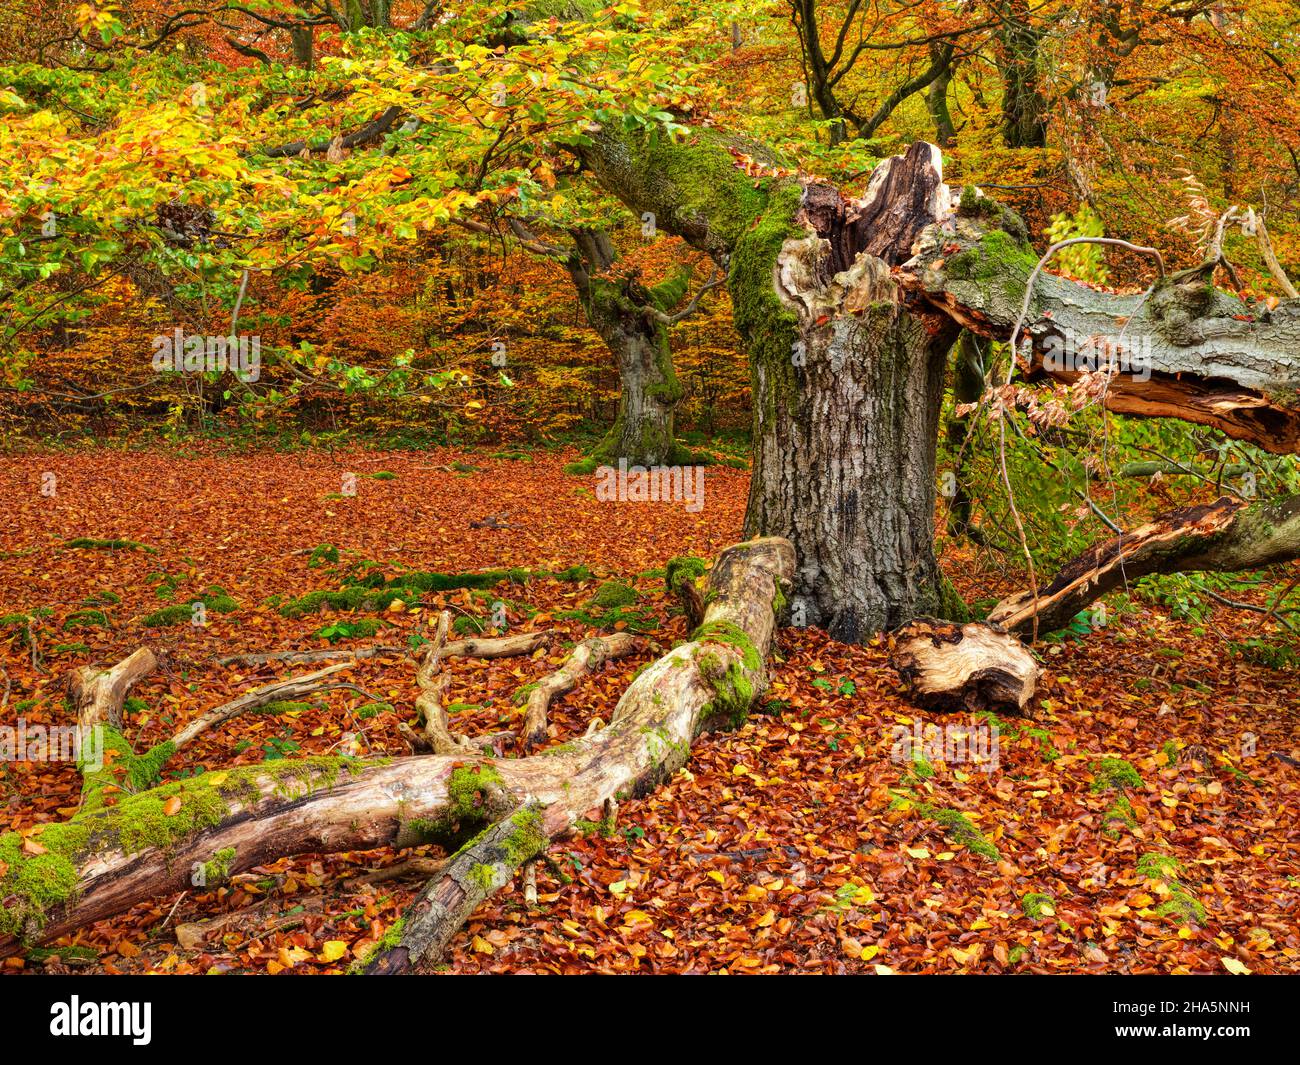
[580,132,965,639]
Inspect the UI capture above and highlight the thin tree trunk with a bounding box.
[996,2,1047,149]
[927,48,957,148]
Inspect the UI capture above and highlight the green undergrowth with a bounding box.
[976,712,1060,761]
[141,589,240,627]
[1022,891,1056,919]
[557,578,658,632]
[279,563,594,619]
[1089,757,1145,839]
[64,537,156,553]
[1136,851,1206,925]
[916,802,1000,861]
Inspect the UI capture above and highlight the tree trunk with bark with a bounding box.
[564,229,690,466]
[579,132,967,639]
[996,2,1048,148]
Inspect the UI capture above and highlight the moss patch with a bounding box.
[1090,757,1143,793]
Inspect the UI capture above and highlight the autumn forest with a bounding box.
[0,0,1298,998]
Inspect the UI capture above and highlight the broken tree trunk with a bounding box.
[69,648,156,736]
[580,132,963,638]
[0,537,794,966]
[891,619,1040,713]
[988,494,1300,636]
[903,190,1300,454]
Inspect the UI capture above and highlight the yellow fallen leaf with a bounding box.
[1221,957,1251,975]
[906,847,930,859]
[471,935,494,955]
[608,879,628,897]
[318,940,349,963]
[860,944,879,960]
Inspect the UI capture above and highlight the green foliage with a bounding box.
[1044,203,1109,284]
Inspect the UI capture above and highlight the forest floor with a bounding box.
[1,446,1297,974]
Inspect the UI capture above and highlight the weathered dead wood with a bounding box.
[519,633,641,749]
[902,194,1300,454]
[169,661,362,750]
[69,647,157,735]
[989,494,1300,636]
[442,630,551,659]
[406,614,553,755]
[365,536,793,972]
[0,538,794,968]
[891,619,1039,713]
[362,806,549,974]
[412,611,459,753]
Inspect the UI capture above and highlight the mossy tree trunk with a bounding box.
[905,194,1300,454]
[580,133,965,638]
[995,1,1048,149]
[564,228,689,466]
[744,249,959,639]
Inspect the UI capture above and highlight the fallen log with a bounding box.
[0,537,794,968]
[989,494,1300,636]
[890,619,1039,713]
[901,183,1300,454]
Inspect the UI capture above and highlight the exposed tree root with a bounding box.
[216,646,408,667]
[70,647,156,735]
[519,633,641,749]
[169,662,364,750]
